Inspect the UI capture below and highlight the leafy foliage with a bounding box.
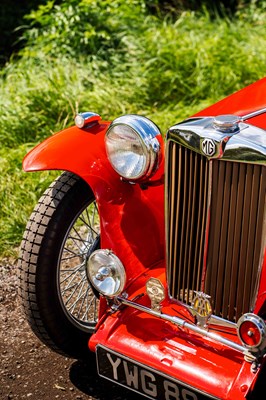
[0,0,47,64]
[21,0,149,59]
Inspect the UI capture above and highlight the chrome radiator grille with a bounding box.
[167,141,266,322]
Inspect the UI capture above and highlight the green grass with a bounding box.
[0,1,266,255]
[0,145,58,255]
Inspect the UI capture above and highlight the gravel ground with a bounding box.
[0,258,142,400]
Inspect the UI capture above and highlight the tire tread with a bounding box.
[18,172,88,357]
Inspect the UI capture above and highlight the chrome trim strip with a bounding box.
[168,118,266,164]
[241,107,266,121]
[117,296,245,354]
[165,140,171,289]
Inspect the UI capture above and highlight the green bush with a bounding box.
[21,0,149,59]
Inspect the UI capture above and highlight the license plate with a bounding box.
[96,345,219,400]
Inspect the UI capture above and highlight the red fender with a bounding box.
[194,76,266,117]
[194,76,266,130]
[23,120,165,286]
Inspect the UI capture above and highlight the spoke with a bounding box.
[66,235,84,253]
[67,279,87,313]
[90,200,98,215]
[60,264,84,285]
[59,198,100,326]
[92,204,95,227]
[64,276,85,306]
[63,246,82,257]
[68,235,87,244]
[73,226,89,244]
[93,296,98,322]
[60,267,83,272]
[62,282,80,293]
[85,207,92,229]
[61,254,80,261]
[60,270,80,286]
[71,228,93,251]
[82,294,95,321]
[92,201,97,227]
[61,268,84,293]
[78,216,98,236]
[76,286,90,319]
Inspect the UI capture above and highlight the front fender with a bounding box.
[23,120,165,285]
[23,121,112,182]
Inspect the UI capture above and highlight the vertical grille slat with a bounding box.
[221,163,239,317]
[251,167,266,297]
[178,148,189,302]
[187,152,199,298]
[205,162,225,306]
[215,162,232,315]
[235,165,253,318]
[198,157,209,291]
[228,164,245,321]
[192,156,205,291]
[183,151,194,303]
[167,142,210,304]
[168,143,177,295]
[167,141,265,323]
[175,146,185,297]
[242,165,259,313]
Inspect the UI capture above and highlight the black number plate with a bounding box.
[96,345,219,400]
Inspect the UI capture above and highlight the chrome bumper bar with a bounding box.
[117,296,248,355]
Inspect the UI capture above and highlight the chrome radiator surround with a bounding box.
[166,117,266,323]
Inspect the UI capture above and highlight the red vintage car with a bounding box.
[19,77,266,399]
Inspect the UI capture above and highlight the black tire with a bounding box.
[18,171,100,359]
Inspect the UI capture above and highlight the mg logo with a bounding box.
[202,138,216,156]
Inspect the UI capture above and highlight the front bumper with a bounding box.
[89,266,260,400]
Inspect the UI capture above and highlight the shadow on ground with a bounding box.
[0,260,143,400]
[70,358,143,400]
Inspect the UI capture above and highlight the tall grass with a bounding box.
[0,0,266,254]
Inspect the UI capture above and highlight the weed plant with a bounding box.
[0,0,266,254]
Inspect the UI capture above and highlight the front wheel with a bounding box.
[18,172,100,359]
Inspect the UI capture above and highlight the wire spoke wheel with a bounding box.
[18,172,101,359]
[58,201,100,328]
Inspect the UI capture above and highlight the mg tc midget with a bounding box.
[19,77,266,399]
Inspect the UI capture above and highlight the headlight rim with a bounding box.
[86,249,126,298]
[105,114,161,182]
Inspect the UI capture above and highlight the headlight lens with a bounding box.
[105,115,161,181]
[87,250,126,298]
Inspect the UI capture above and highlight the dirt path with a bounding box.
[0,258,142,400]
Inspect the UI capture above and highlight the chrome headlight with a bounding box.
[105,115,161,181]
[87,250,126,298]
